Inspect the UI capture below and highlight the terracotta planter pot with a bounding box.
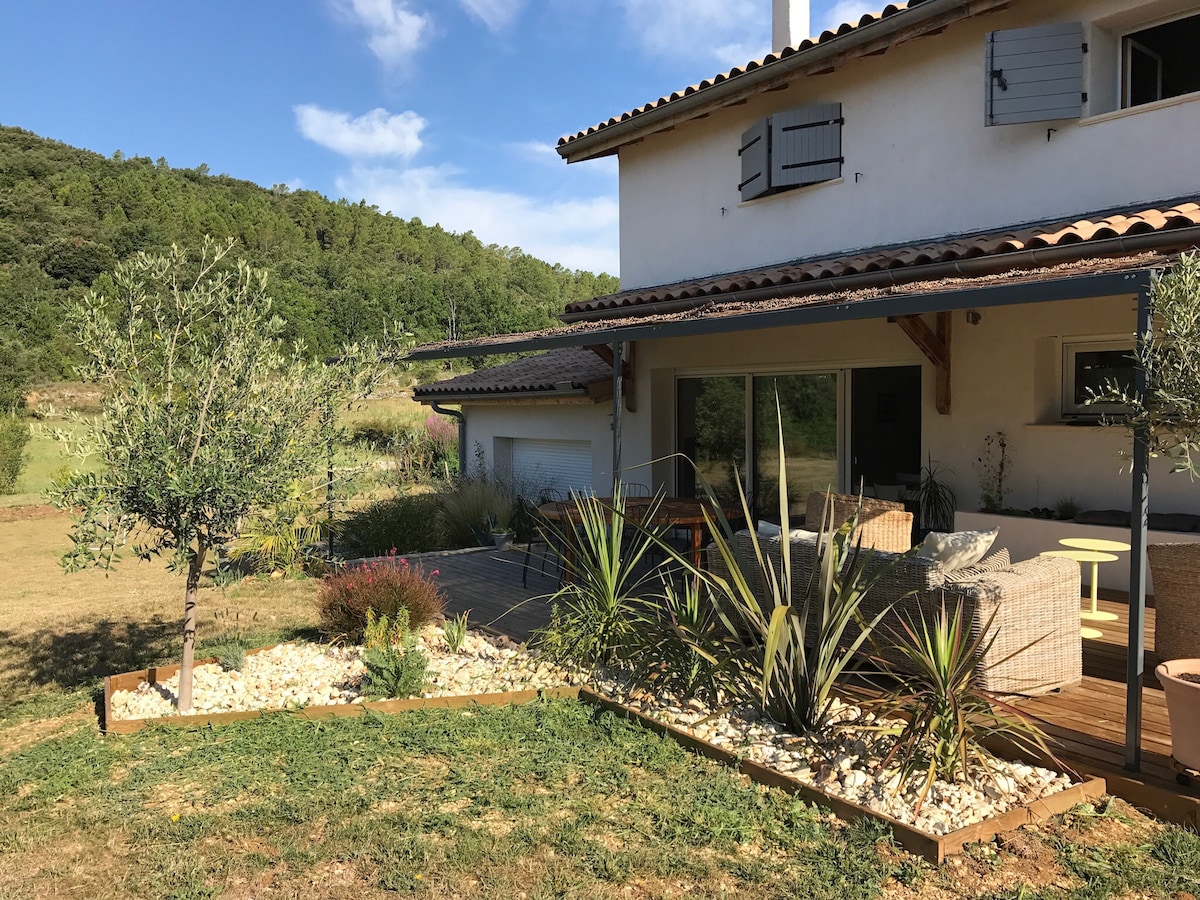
[1156,658,1200,772]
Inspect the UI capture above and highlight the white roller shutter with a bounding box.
[511,439,593,495]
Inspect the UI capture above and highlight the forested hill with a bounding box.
[0,125,618,389]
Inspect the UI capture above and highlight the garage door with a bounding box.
[511,439,593,496]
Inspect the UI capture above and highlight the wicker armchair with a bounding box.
[709,531,1082,695]
[1147,543,1200,662]
[804,491,913,554]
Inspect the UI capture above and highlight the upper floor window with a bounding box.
[1122,12,1200,108]
[739,103,843,202]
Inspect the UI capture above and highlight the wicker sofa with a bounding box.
[711,529,1082,696]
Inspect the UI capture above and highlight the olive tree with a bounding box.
[1095,252,1200,476]
[51,239,393,712]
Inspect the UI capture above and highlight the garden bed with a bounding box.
[104,626,580,734]
[103,638,1105,864]
[581,686,1106,865]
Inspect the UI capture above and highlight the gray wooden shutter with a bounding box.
[771,103,843,188]
[986,22,1084,126]
[738,118,770,201]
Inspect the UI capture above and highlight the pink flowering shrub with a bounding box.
[317,549,446,642]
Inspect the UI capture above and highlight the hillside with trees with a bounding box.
[0,125,618,403]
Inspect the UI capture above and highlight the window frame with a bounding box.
[1061,338,1136,418]
[1118,8,1200,110]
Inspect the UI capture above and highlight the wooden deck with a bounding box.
[1014,596,1200,827]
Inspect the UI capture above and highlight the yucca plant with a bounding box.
[625,571,746,707]
[533,486,663,672]
[657,395,910,734]
[869,598,1054,811]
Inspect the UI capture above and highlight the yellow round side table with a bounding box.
[1040,548,1120,639]
[1058,537,1132,622]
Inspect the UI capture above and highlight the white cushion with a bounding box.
[915,528,999,573]
[788,528,820,542]
[756,520,782,536]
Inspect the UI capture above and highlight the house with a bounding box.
[413,0,1200,592]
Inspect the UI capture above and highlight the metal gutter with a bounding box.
[561,228,1200,323]
[558,0,1009,163]
[408,267,1158,361]
[418,388,590,402]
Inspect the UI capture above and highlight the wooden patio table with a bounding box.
[537,496,740,578]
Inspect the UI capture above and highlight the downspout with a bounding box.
[1125,278,1153,772]
[430,402,467,479]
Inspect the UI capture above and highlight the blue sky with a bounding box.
[0,1,874,276]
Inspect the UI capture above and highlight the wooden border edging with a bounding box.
[103,658,580,735]
[578,687,1106,865]
[103,656,1107,862]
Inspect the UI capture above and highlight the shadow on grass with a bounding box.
[0,619,322,694]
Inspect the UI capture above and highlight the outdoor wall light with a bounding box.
[965,309,983,326]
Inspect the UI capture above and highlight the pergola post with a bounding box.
[1125,282,1153,772]
[611,339,624,496]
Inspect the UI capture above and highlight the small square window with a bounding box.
[1062,340,1135,418]
[1122,12,1200,108]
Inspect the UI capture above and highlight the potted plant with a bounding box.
[1156,660,1200,777]
[491,526,515,551]
[915,456,957,537]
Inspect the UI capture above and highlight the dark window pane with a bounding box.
[677,376,746,503]
[1124,13,1200,108]
[753,374,838,522]
[1074,349,1134,406]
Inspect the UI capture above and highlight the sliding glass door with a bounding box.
[753,374,839,520]
[676,376,746,504]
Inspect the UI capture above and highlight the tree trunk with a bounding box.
[177,543,207,714]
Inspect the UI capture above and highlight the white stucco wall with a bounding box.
[616,0,1200,289]
[459,402,614,495]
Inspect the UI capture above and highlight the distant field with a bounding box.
[4,381,439,508]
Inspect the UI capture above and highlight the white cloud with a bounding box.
[618,0,769,65]
[817,0,879,34]
[337,163,620,274]
[458,0,525,32]
[295,105,427,159]
[333,0,432,65]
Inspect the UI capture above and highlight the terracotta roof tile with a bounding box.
[558,1,928,153]
[413,347,610,400]
[564,198,1200,319]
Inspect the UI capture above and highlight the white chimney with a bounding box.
[772,0,811,53]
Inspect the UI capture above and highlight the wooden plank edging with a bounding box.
[578,686,1106,864]
[102,656,580,735]
[102,656,1110,861]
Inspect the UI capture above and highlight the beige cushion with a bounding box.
[915,528,999,573]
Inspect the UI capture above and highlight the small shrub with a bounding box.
[438,477,515,548]
[338,493,448,556]
[0,414,31,493]
[317,552,446,642]
[360,608,428,700]
[229,482,333,575]
[1054,496,1080,520]
[442,610,470,653]
[210,640,249,672]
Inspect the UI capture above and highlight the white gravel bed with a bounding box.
[593,674,1074,837]
[111,627,577,722]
